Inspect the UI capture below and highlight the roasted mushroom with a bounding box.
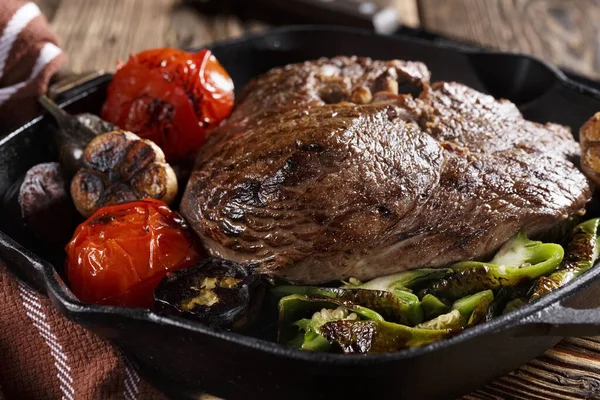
[70,130,178,217]
[154,258,265,331]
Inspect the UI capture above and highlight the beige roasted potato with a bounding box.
[70,130,178,217]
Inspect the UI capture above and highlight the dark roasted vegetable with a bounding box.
[272,286,422,325]
[75,113,117,134]
[530,218,600,301]
[292,305,360,352]
[154,258,265,331]
[277,294,383,348]
[38,96,178,217]
[18,162,81,247]
[423,232,564,299]
[1,162,81,248]
[38,96,99,176]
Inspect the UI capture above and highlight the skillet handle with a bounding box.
[515,301,600,337]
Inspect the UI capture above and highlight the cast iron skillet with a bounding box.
[3,26,600,400]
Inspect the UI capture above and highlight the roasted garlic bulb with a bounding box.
[580,112,600,187]
[71,130,178,217]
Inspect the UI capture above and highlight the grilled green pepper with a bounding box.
[485,286,529,321]
[273,286,422,325]
[416,309,463,330]
[503,298,527,314]
[343,268,453,292]
[420,294,450,320]
[278,294,383,350]
[279,294,449,353]
[452,290,494,318]
[320,319,451,354]
[530,218,600,301]
[292,307,357,351]
[417,290,493,330]
[423,232,564,299]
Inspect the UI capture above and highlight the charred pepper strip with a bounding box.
[272,286,422,325]
[279,295,451,353]
[485,286,530,322]
[277,294,384,349]
[320,320,451,354]
[529,218,600,301]
[423,232,564,299]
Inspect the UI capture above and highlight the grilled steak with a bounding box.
[181,56,591,284]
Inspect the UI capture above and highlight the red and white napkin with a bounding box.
[0,0,65,127]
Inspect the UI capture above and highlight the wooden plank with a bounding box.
[392,0,420,27]
[45,0,177,72]
[41,0,418,73]
[418,0,600,79]
[467,337,600,399]
[42,0,249,73]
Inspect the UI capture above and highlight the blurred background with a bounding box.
[35,0,600,80]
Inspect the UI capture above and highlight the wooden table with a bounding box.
[34,0,600,399]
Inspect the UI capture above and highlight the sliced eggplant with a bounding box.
[154,258,265,331]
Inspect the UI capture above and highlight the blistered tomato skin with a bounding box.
[101,48,234,160]
[65,198,201,308]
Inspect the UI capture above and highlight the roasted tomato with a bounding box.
[101,48,234,159]
[65,198,201,308]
